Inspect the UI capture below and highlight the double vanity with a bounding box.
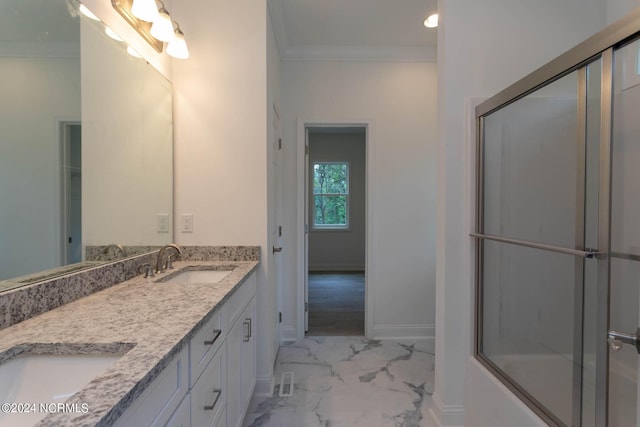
[0,246,259,427]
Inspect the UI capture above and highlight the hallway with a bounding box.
[244,336,436,427]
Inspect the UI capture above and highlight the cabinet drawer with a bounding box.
[224,273,256,332]
[213,408,226,427]
[190,308,223,386]
[113,345,189,427]
[191,344,226,427]
[164,394,190,427]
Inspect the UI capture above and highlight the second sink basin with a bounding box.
[157,266,234,284]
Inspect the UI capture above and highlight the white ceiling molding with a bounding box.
[0,41,80,58]
[281,45,436,62]
[267,0,436,62]
[267,0,288,60]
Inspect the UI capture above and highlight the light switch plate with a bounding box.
[157,214,169,233]
[181,214,193,233]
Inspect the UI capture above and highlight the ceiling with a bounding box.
[0,0,78,43]
[1,0,437,61]
[268,0,438,61]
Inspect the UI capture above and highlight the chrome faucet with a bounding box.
[102,243,127,258]
[156,244,183,273]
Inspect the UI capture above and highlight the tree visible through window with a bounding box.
[313,162,349,229]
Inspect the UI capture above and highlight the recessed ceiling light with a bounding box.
[424,13,438,28]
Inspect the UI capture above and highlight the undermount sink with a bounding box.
[157,267,233,284]
[0,354,121,427]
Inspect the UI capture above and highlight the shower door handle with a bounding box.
[608,328,640,353]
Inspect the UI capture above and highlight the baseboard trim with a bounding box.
[254,375,275,397]
[430,392,464,427]
[372,324,435,339]
[280,326,297,345]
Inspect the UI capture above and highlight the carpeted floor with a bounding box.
[307,272,365,336]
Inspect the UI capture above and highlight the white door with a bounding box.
[271,103,284,343]
[61,122,82,264]
[303,127,310,333]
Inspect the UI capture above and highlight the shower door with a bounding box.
[607,37,640,426]
[474,11,640,426]
[475,60,603,426]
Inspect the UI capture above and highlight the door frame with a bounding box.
[296,118,374,341]
[59,120,82,265]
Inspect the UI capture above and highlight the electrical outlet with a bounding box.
[157,214,169,233]
[181,214,193,233]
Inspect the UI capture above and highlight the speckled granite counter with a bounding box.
[0,260,259,426]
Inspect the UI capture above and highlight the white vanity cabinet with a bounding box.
[112,272,257,427]
[165,394,190,427]
[112,346,190,427]
[226,295,257,427]
[190,342,226,427]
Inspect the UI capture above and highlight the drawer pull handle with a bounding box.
[243,318,252,342]
[204,389,222,411]
[204,329,222,346]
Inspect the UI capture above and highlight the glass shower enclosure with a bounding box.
[474,10,640,427]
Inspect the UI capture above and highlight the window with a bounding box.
[313,162,349,229]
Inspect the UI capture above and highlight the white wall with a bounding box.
[281,60,437,339]
[0,56,80,280]
[435,0,606,425]
[607,0,640,23]
[82,18,173,248]
[81,0,172,79]
[308,132,366,271]
[172,0,276,395]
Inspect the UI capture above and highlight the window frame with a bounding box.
[311,161,350,230]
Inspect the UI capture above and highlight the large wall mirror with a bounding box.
[0,0,173,290]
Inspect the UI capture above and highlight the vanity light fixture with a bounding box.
[166,23,189,59]
[111,0,189,59]
[127,46,143,58]
[130,0,159,23]
[79,4,100,21]
[424,13,438,28]
[111,0,163,52]
[150,3,174,42]
[105,27,124,42]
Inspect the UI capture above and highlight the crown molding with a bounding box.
[267,0,288,60]
[281,45,436,62]
[267,0,436,63]
[0,41,80,58]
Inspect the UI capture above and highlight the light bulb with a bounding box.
[131,0,160,22]
[424,14,438,28]
[105,27,124,42]
[79,4,99,21]
[167,29,189,59]
[150,9,174,42]
[127,46,143,58]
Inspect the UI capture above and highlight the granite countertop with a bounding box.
[0,261,104,291]
[0,260,259,427]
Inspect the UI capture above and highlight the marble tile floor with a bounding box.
[243,336,436,427]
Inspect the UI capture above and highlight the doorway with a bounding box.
[60,122,82,264]
[305,126,366,336]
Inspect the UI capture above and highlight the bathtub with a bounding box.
[489,352,638,426]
